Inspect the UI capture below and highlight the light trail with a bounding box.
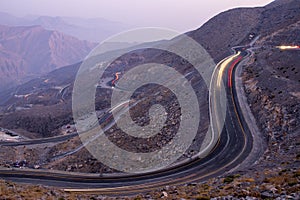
[217,51,241,87]
[228,56,243,87]
[111,72,121,86]
[277,45,300,50]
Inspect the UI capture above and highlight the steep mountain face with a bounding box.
[0,25,96,90]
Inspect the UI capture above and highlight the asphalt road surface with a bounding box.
[0,48,255,195]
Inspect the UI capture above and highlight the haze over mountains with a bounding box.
[0,25,97,91]
[0,12,135,91]
[0,12,132,42]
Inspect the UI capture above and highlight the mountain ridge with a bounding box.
[0,12,132,42]
[0,24,97,91]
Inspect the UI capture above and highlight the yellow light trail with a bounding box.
[217,51,241,87]
[277,45,300,50]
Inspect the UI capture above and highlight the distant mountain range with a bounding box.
[0,12,135,92]
[0,25,97,91]
[0,12,132,43]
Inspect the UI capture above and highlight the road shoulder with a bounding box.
[233,56,267,170]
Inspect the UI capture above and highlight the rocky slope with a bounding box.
[240,3,300,193]
[187,0,300,63]
[244,23,300,140]
[0,25,96,91]
[187,7,262,62]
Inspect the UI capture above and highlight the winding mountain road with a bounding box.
[0,47,257,195]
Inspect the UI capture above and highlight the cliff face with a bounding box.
[0,25,96,90]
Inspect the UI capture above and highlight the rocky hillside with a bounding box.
[241,1,300,186]
[187,0,300,63]
[0,25,96,91]
[244,23,300,137]
[187,7,262,62]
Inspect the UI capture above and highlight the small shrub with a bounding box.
[223,175,235,183]
[234,174,241,178]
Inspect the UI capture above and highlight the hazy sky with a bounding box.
[0,0,274,32]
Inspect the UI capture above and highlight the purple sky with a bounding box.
[0,0,274,32]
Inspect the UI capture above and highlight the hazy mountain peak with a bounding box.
[0,25,97,90]
[0,13,132,42]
